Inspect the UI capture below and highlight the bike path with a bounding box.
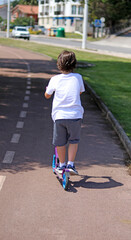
[0,46,130,240]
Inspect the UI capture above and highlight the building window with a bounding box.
[56,18,59,26]
[78,6,83,15]
[41,0,44,4]
[71,5,76,15]
[62,18,65,25]
[71,19,74,26]
[53,19,56,26]
[47,18,49,24]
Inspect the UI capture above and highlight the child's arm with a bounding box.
[45,77,55,99]
[45,92,52,99]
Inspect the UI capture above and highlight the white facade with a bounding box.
[38,0,84,32]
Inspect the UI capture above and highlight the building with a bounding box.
[0,4,7,20]
[11,5,38,24]
[38,0,84,32]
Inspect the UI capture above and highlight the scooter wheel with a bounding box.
[52,154,56,173]
[62,172,69,190]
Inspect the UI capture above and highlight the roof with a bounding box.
[12,5,38,15]
[0,4,7,9]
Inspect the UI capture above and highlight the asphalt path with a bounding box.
[0,45,131,240]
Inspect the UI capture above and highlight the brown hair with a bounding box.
[57,50,76,72]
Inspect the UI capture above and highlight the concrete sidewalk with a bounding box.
[0,45,131,240]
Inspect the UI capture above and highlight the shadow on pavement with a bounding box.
[68,176,123,193]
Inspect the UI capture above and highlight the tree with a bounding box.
[89,0,131,26]
[12,0,20,8]
[13,16,35,26]
[19,0,38,5]
[11,0,38,7]
[0,16,3,23]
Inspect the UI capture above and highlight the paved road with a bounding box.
[30,34,131,57]
[0,45,131,240]
[0,30,131,58]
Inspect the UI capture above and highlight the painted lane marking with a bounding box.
[0,176,6,191]
[27,81,31,85]
[23,103,28,108]
[16,121,24,129]
[25,90,30,95]
[26,86,31,89]
[19,111,27,118]
[24,96,30,101]
[11,133,21,143]
[3,151,15,163]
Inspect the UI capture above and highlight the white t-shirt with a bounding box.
[46,73,85,121]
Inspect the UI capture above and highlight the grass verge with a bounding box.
[65,32,105,41]
[0,38,131,143]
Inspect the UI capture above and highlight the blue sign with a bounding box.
[94,19,102,27]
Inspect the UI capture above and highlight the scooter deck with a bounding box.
[54,168,78,177]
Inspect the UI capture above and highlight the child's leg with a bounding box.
[57,145,66,164]
[68,143,78,163]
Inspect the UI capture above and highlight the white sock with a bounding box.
[67,161,74,167]
[59,162,66,168]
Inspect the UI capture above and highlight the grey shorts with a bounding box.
[53,119,82,146]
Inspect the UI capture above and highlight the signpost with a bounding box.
[100,17,105,37]
[82,0,88,49]
[7,0,10,38]
[94,19,102,28]
[94,18,105,38]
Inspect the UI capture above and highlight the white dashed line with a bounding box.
[19,111,27,118]
[23,103,28,108]
[25,90,30,95]
[24,96,30,101]
[27,81,31,85]
[11,133,21,143]
[16,121,24,129]
[3,151,15,163]
[26,86,31,89]
[0,176,6,191]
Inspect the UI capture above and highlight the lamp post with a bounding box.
[82,0,88,49]
[7,0,10,38]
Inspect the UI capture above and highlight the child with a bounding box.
[45,50,85,174]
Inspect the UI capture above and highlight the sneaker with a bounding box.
[56,165,66,174]
[67,164,78,175]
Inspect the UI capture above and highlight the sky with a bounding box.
[0,0,14,5]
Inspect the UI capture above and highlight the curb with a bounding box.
[85,82,131,159]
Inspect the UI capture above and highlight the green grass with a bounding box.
[65,32,82,39]
[0,37,131,140]
[65,32,105,41]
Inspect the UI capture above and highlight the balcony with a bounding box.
[54,11,62,15]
